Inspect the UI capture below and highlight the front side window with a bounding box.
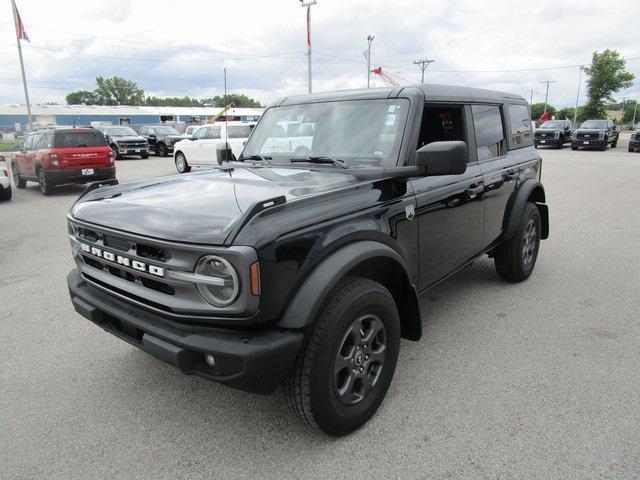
[154,126,180,135]
[472,105,505,161]
[243,98,410,167]
[508,104,532,147]
[23,134,35,150]
[227,125,252,139]
[105,127,137,137]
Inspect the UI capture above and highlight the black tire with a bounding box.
[0,185,11,201]
[284,277,401,436]
[611,139,617,148]
[174,152,191,173]
[140,153,149,159]
[629,145,634,153]
[601,140,608,151]
[12,163,26,189]
[157,144,167,157]
[37,168,54,196]
[494,202,541,282]
[571,145,578,151]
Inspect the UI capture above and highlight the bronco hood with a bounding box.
[70,166,357,245]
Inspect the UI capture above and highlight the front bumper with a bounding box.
[571,139,605,148]
[629,140,639,150]
[534,138,561,147]
[116,146,148,155]
[48,167,116,185]
[67,269,303,394]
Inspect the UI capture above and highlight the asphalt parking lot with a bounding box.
[1,137,639,479]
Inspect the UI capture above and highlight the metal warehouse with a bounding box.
[0,105,264,132]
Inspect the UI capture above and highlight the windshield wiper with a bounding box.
[239,154,273,165]
[290,156,348,169]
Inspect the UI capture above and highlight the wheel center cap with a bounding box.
[354,352,364,366]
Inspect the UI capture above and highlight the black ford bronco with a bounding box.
[66,85,549,436]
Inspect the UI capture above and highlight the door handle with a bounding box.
[465,185,484,198]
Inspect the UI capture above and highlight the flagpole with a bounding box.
[12,1,32,129]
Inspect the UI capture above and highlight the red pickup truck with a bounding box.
[12,128,116,196]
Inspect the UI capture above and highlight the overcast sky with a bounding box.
[1,0,638,107]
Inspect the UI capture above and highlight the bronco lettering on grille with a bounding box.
[80,243,165,277]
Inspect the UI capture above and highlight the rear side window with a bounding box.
[508,104,533,148]
[472,105,506,161]
[35,132,53,149]
[227,125,252,138]
[54,130,107,148]
[23,135,35,150]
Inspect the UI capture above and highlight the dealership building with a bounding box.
[0,104,264,132]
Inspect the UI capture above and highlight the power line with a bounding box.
[413,58,435,83]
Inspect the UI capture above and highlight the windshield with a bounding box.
[105,127,137,136]
[154,126,180,135]
[54,130,106,148]
[540,121,566,129]
[242,99,409,167]
[580,120,608,129]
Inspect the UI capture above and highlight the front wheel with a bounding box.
[611,139,617,148]
[12,163,26,188]
[571,145,578,151]
[629,145,635,153]
[494,202,541,282]
[0,185,11,201]
[157,144,167,157]
[601,140,608,151]
[174,152,191,173]
[140,152,149,159]
[284,277,400,436]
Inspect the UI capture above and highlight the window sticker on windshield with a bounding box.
[373,151,383,156]
[388,105,398,113]
[385,114,396,126]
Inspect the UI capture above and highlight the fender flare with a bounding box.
[277,240,422,340]
[504,179,548,240]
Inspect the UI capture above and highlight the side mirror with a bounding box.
[189,136,197,141]
[416,141,467,176]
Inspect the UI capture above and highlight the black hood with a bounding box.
[70,166,359,245]
[110,135,146,142]
[575,127,606,133]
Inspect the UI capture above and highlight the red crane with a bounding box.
[371,67,400,87]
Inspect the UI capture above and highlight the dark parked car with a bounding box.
[571,119,619,151]
[629,125,640,153]
[66,85,548,435]
[97,126,149,159]
[137,125,185,157]
[533,119,573,149]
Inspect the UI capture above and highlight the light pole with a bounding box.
[366,35,374,88]
[413,58,435,84]
[573,66,584,126]
[540,80,556,114]
[300,0,317,94]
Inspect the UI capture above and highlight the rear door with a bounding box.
[25,133,41,175]
[53,130,110,168]
[479,103,535,247]
[196,125,223,165]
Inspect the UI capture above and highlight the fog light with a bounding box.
[204,354,216,368]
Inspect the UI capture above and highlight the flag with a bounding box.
[306,5,311,47]
[12,0,30,42]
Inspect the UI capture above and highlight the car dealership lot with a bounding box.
[1,142,639,479]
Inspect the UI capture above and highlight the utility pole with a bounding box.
[573,66,584,126]
[540,80,556,114]
[413,58,435,84]
[529,89,536,105]
[366,35,374,88]
[12,0,32,129]
[632,103,638,127]
[300,0,316,94]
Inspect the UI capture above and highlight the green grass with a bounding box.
[0,142,19,152]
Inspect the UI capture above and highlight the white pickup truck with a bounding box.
[173,122,255,173]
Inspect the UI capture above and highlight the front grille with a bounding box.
[118,141,147,149]
[103,234,131,252]
[535,132,554,139]
[576,132,600,140]
[138,243,169,262]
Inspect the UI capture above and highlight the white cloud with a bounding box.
[0,0,638,107]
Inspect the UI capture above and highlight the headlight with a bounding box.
[165,138,173,145]
[598,132,605,139]
[554,131,560,138]
[195,255,239,307]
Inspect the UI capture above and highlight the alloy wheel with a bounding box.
[522,218,537,266]
[334,314,387,406]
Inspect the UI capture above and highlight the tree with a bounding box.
[94,76,145,105]
[530,103,556,121]
[555,107,575,121]
[65,90,98,105]
[202,94,262,108]
[582,49,635,119]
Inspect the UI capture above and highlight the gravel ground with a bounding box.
[1,137,639,479]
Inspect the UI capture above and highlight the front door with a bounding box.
[410,104,484,289]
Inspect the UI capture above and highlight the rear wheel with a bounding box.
[284,277,401,436]
[601,140,608,151]
[12,163,26,188]
[0,185,11,201]
[629,145,634,153]
[494,202,541,282]
[37,168,54,196]
[571,145,578,151]
[611,139,617,148]
[175,152,191,173]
